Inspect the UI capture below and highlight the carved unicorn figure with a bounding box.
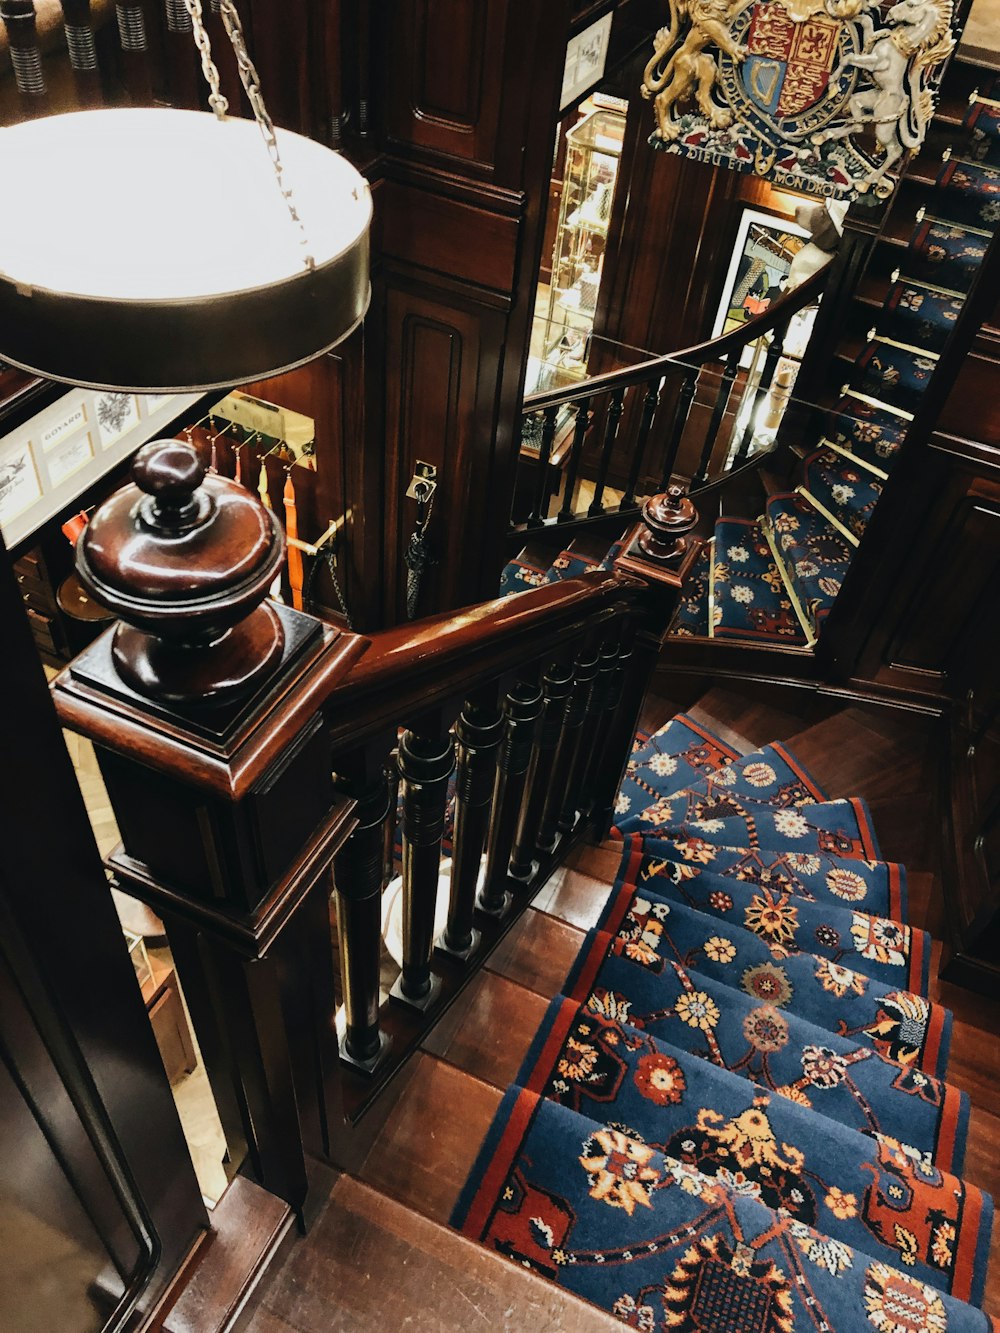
[814,0,954,193]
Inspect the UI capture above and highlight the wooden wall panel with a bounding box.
[885,476,1000,677]
[383,287,505,620]
[377,179,520,293]
[384,0,508,170]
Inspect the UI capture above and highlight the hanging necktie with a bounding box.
[404,480,437,621]
[283,468,304,611]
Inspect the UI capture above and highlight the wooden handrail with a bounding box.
[325,567,645,744]
[523,264,829,412]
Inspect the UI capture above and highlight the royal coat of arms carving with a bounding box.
[641,0,956,199]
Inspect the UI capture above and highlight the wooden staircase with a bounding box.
[242,683,1000,1330]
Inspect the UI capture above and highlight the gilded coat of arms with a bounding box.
[641,0,956,199]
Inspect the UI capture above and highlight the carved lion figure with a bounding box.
[641,0,754,141]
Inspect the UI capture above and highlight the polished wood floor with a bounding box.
[246,682,998,1328]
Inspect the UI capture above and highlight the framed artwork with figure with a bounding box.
[712,206,810,353]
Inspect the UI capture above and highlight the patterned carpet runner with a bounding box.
[453,711,996,1329]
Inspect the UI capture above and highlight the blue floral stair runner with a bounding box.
[452,711,997,1329]
[662,77,1000,650]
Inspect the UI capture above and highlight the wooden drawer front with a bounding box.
[26,607,61,656]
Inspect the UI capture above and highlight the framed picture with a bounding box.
[94,391,140,449]
[46,430,95,487]
[711,207,810,363]
[0,439,42,525]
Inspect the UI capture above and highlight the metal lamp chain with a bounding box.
[182,0,228,117]
[182,0,315,271]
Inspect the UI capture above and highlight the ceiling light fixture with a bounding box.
[0,0,372,392]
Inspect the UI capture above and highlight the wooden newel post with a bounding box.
[51,440,370,1216]
[392,724,455,1009]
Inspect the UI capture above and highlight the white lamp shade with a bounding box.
[0,108,373,391]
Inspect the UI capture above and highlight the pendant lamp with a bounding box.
[0,0,372,392]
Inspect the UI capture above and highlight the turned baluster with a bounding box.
[733,318,790,467]
[694,351,739,486]
[622,379,662,509]
[557,397,591,522]
[658,369,698,490]
[333,769,392,1071]
[1,1,46,98]
[557,642,602,834]
[527,406,559,527]
[439,699,504,957]
[588,387,626,516]
[478,682,542,915]
[508,661,574,881]
[392,724,454,1008]
[535,644,596,850]
[578,634,622,809]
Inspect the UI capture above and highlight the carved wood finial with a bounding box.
[77,438,287,706]
[638,484,698,562]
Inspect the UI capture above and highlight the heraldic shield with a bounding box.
[640,0,958,200]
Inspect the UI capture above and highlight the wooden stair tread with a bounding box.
[358,1054,500,1225]
[422,969,550,1088]
[246,1173,617,1331]
[487,907,587,995]
[684,683,835,754]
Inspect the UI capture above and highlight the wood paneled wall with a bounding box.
[354,1,573,627]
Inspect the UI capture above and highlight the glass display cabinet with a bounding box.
[536,100,626,386]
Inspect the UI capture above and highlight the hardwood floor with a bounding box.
[246,686,999,1327]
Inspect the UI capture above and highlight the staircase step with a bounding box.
[423,969,550,1088]
[852,338,939,413]
[515,995,990,1302]
[710,518,808,645]
[802,449,883,541]
[247,1172,618,1331]
[765,494,853,639]
[359,1054,501,1226]
[456,1086,992,1329]
[899,217,992,293]
[599,866,927,996]
[877,278,967,352]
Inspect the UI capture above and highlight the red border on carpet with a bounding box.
[849,797,880,860]
[770,741,828,802]
[565,931,614,1004]
[936,1083,964,1173]
[951,1182,985,1305]
[459,1087,537,1241]
[922,1001,948,1079]
[907,918,926,996]
[521,998,578,1094]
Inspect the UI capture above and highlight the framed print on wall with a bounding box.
[711,206,810,361]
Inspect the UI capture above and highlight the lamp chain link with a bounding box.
[182,0,228,118]
[182,0,315,271]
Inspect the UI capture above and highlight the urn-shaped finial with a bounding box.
[77,438,286,705]
[638,484,698,562]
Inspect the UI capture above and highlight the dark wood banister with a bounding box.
[522,265,829,413]
[325,567,646,744]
